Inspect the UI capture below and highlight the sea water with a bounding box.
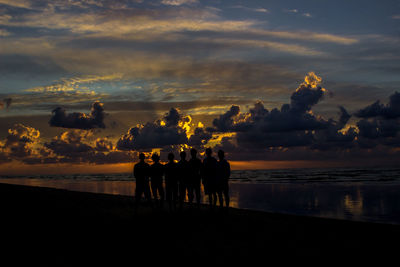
[1,167,400,224]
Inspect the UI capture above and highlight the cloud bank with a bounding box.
[0,73,399,166]
[49,101,106,129]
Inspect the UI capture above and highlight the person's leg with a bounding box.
[144,183,153,207]
[151,182,158,200]
[224,183,230,208]
[178,182,185,210]
[134,185,142,212]
[159,182,165,207]
[172,182,178,211]
[195,181,201,208]
[187,183,194,205]
[166,183,172,211]
[212,192,217,207]
[217,191,223,208]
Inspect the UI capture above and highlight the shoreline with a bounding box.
[1,183,400,264]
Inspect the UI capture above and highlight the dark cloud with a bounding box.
[2,123,40,158]
[117,108,189,150]
[354,92,400,148]
[355,92,400,119]
[311,107,357,150]
[209,105,240,132]
[211,73,365,158]
[43,130,134,164]
[289,80,325,114]
[0,124,43,163]
[95,138,114,152]
[49,101,106,129]
[1,71,400,165]
[45,130,94,158]
[188,127,212,149]
[209,73,329,134]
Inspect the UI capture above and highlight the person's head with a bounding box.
[139,153,145,161]
[218,150,225,160]
[151,153,160,163]
[180,151,186,160]
[205,148,212,157]
[190,148,197,158]
[168,152,174,162]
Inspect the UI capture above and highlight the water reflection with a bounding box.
[1,179,400,224]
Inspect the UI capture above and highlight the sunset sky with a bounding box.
[0,0,399,174]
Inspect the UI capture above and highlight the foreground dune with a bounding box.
[1,183,399,265]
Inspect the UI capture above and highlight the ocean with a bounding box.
[1,167,400,224]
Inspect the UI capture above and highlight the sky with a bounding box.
[0,0,399,174]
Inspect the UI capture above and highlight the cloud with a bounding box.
[209,73,360,158]
[209,72,328,134]
[0,0,31,8]
[188,126,212,149]
[392,15,400,19]
[0,29,11,36]
[290,72,326,113]
[44,130,94,157]
[49,101,106,129]
[198,37,325,56]
[95,137,114,152]
[1,123,40,159]
[44,130,135,164]
[246,29,358,45]
[355,92,400,119]
[161,0,197,6]
[231,5,269,13]
[284,9,298,13]
[25,74,122,93]
[209,105,241,132]
[355,92,400,147]
[117,107,190,150]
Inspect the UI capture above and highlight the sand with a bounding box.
[1,182,399,265]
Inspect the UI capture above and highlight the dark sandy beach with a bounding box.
[1,183,399,265]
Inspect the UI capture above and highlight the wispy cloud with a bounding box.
[200,37,325,56]
[25,74,123,93]
[284,9,298,13]
[231,5,269,13]
[0,28,11,36]
[245,29,358,45]
[283,9,312,18]
[0,0,31,8]
[161,0,198,6]
[392,15,400,19]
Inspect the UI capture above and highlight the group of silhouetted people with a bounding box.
[133,148,230,212]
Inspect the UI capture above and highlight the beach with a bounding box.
[1,183,399,265]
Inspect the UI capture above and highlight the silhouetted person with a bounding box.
[177,151,190,210]
[150,153,164,208]
[202,148,218,208]
[189,148,202,208]
[165,152,178,212]
[134,153,152,210]
[217,150,230,208]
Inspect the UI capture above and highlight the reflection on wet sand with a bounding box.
[1,179,400,224]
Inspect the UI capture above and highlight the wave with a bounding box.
[1,167,400,185]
